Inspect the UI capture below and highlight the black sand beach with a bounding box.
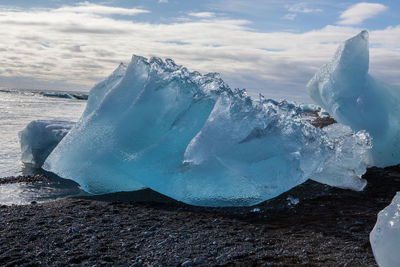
[0,165,399,266]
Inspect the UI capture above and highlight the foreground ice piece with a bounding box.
[19,120,74,168]
[308,31,400,167]
[44,56,371,206]
[370,192,400,267]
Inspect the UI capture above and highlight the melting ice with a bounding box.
[308,31,400,167]
[19,120,74,168]
[21,52,370,206]
[370,192,400,267]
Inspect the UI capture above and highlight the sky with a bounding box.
[0,0,399,102]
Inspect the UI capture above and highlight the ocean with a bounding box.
[0,89,87,203]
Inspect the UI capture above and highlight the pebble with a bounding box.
[36,251,45,257]
[86,227,95,233]
[349,226,362,232]
[148,225,157,231]
[193,258,204,265]
[143,231,154,237]
[215,255,224,261]
[130,259,143,267]
[68,227,79,234]
[0,169,393,266]
[181,260,193,267]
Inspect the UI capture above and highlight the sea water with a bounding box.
[0,89,85,177]
[0,89,86,203]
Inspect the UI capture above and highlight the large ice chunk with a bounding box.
[307,31,400,167]
[19,120,74,167]
[44,56,371,206]
[370,192,400,267]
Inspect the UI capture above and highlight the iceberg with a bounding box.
[370,192,400,267]
[307,31,400,167]
[42,55,371,206]
[19,120,74,168]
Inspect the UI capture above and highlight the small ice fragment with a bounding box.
[370,192,400,267]
[287,196,299,206]
[19,120,74,167]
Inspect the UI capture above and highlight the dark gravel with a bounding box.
[304,110,337,128]
[0,174,49,185]
[0,165,400,266]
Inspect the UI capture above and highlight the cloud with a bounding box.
[283,3,322,22]
[338,2,387,25]
[283,13,297,20]
[286,3,323,14]
[56,2,149,16]
[0,3,398,102]
[188,12,215,18]
[158,0,168,3]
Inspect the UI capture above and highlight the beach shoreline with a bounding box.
[0,165,399,266]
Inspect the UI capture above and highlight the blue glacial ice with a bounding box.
[308,31,400,167]
[370,192,400,267]
[41,55,371,206]
[19,120,74,168]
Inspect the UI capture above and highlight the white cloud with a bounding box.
[338,2,387,25]
[188,12,215,18]
[286,3,322,14]
[283,3,322,22]
[158,0,168,3]
[56,2,149,16]
[0,3,398,102]
[283,13,297,20]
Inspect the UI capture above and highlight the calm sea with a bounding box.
[0,89,87,203]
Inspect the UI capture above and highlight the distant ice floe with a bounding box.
[25,53,371,206]
[308,30,400,168]
[0,88,88,100]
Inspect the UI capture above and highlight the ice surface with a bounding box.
[43,55,371,206]
[370,192,400,267]
[308,31,400,167]
[19,120,74,168]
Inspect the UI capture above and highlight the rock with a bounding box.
[244,237,254,242]
[143,231,154,237]
[349,226,362,232]
[64,216,74,222]
[130,260,143,267]
[148,225,157,231]
[193,258,204,265]
[215,255,224,261]
[68,227,79,234]
[181,260,194,267]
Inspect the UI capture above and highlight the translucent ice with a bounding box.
[44,56,371,206]
[308,31,400,167]
[19,120,74,167]
[370,192,400,267]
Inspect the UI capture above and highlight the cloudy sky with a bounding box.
[0,0,398,102]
